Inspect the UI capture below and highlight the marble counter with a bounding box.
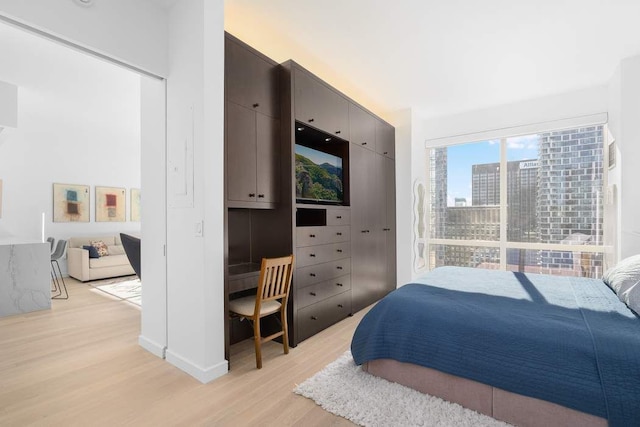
[0,241,51,317]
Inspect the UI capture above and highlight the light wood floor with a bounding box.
[0,277,367,426]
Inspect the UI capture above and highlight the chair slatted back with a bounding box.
[257,255,294,305]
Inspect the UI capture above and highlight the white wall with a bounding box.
[0,23,141,275]
[164,0,227,382]
[0,0,168,77]
[608,55,640,259]
[422,85,608,144]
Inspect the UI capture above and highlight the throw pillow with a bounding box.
[602,254,640,295]
[619,282,640,315]
[90,240,109,257]
[83,245,100,259]
[107,245,125,256]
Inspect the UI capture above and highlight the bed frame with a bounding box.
[363,359,607,427]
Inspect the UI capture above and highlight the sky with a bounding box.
[296,144,342,169]
[445,135,539,206]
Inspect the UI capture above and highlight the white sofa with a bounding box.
[67,235,135,282]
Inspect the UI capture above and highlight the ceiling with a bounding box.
[222,0,640,120]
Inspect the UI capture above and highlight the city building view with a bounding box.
[428,126,604,277]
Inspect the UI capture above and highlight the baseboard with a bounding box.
[165,349,229,384]
[138,334,166,359]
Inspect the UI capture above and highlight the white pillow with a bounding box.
[619,282,640,315]
[602,254,640,295]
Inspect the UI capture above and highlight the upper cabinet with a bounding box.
[225,34,281,209]
[349,103,376,150]
[375,119,395,159]
[293,67,348,137]
[225,36,279,118]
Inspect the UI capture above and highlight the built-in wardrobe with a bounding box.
[224,33,396,358]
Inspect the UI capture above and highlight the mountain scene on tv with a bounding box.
[295,148,343,203]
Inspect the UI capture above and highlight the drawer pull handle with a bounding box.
[309,234,316,238]
[249,193,256,197]
[310,292,316,296]
[384,151,388,155]
[337,304,344,308]
[383,228,390,231]
[337,249,343,253]
[336,232,342,236]
[335,130,341,134]
[252,103,259,108]
[336,283,343,287]
[308,118,315,123]
[309,273,316,277]
[362,142,367,145]
[309,253,316,257]
[258,194,265,198]
[336,215,342,219]
[311,316,318,320]
[336,266,343,270]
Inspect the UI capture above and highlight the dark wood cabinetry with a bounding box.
[294,67,349,137]
[225,35,279,117]
[294,207,352,343]
[225,34,280,209]
[224,40,395,355]
[349,103,376,150]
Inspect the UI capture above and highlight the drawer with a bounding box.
[296,225,350,247]
[295,258,351,288]
[297,274,351,309]
[228,274,259,294]
[297,290,352,342]
[326,209,350,226]
[296,242,350,268]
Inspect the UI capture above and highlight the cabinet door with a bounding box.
[256,114,280,203]
[225,37,279,117]
[294,67,348,136]
[383,155,397,293]
[294,68,321,127]
[226,102,257,202]
[375,120,395,159]
[349,103,376,150]
[350,143,378,312]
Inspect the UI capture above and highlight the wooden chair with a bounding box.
[228,255,294,369]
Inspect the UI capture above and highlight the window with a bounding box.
[426,125,606,278]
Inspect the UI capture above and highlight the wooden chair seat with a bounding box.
[229,296,281,317]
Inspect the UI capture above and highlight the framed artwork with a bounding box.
[130,188,141,222]
[53,183,90,222]
[95,186,126,222]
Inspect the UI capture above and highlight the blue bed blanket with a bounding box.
[351,267,640,426]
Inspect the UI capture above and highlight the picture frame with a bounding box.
[130,188,141,222]
[53,183,90,222]
[95,186,126,222]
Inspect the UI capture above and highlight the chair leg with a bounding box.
[52,260,69,300]
[281,308,289,355]
[253,316,262,369]
[51,262,60,297]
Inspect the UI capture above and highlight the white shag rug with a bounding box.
[91,276,141,306]
[294,351,511,427]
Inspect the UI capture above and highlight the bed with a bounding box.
[350,265,640,427]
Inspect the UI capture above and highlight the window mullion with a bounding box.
[500,138,507,270]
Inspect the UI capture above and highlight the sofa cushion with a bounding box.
[90,240,109,257]
[108,245,125,255]
[83,245,100,258]
[89,254,130,269]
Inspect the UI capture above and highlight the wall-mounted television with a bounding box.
[295,143,344,205]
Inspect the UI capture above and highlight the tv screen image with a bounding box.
[295,144,343,204]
